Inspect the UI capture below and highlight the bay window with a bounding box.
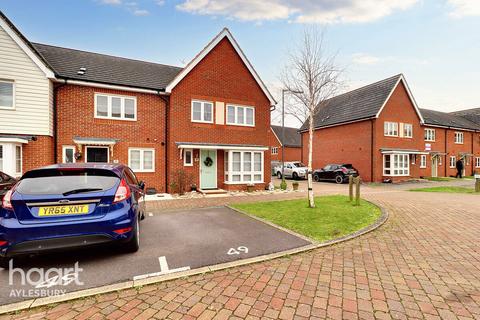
[225,150,263,183]
[226,104,255,126]
[383,154,409,176]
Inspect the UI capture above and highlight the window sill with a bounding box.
[191,120,214,124]
[0,106,15,110]
[132,170,155,173]
[226,123,255,128]
[95,115,137,122]
[224,181,264,185]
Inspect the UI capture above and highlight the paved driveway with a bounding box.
[3,182,480,319]
[0,207,309,307]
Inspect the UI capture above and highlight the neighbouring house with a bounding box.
[0,11,276,193]
[300,74,480,182]
[269,125,302,163]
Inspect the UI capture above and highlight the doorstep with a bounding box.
[198,188,229,195]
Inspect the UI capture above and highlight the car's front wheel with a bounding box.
[292,172,298,180]
[123,217,140,253]
[277,172,282,179]
[313,174,320,182]
[335,175,344,184]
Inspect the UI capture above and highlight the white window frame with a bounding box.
[424,128,436,142]
[476,157,480,168]
[0,143,23,177]
[384,122,398,137]
[94,93,137,121]
[183,149,193,166]
[128,148,155,173]
[85,146,110,163]
[454,132,464,144]
[191,100,214,124]
[14,145,22,176]
[225,150,264,184]
[271,147,278,155]
[450,156,456,168]
[226,104,255,127]
[403,123,413,138]
[0,80,15,110]
[62,145,76,163]
[420,155,427,168]
[0,144,3,172]
[383,154,410,176]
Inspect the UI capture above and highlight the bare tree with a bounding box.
[281,28,343,208]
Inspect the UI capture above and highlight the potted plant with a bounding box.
[191,183,197,192]
[246,183,255,193]
[280,179,287,190]
[292,181,299,191]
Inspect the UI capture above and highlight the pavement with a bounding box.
[2,178,480,319]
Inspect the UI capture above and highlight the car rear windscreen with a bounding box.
[17,169,119,195]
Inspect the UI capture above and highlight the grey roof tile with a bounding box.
[450,108,480,126]
[300,74,402,131]
[420,108,480,131]
[271,125,301,147]
[32,43,183,90]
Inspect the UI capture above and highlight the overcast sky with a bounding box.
[1,0,479,127]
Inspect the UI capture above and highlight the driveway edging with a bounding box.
[0,201,388,315]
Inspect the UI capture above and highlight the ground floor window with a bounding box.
[225,150,263,183]
[450,156,456,168]
[86,146,109,163]
[129,148,154,172]
[62,146,76,163]
[476,157,480,168]
[420,155,427,168]
[0,143,23,176]
[383,154,409,176]
[183,149,193,166]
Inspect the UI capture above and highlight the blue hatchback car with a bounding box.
[0,163,145,269]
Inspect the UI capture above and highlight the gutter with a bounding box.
[53,78,169,95]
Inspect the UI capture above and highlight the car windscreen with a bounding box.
[342,164,354,169]
[17,168,119,195]
[293,163,306,168]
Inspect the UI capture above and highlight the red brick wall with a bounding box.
[56,85,167,192]
[168,37,272,191]
[22,135,55,174]
[268,129,302,162]
[420,126,447,178]
[474,132,480,175]
[302,120,373,182]
[445,129,475,177]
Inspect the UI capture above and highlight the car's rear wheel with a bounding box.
[313,174,320,182]
[335,175,344,184]
[123,217,140,253]
[277,172,282,179]
[292,172,299,180]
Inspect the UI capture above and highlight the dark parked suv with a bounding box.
[0,171,17,201]
[313,164,358,184]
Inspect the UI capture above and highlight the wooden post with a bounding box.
[349,175,354,202]
[475,177,480,193]
[355,176,361,206]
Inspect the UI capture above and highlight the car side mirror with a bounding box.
[138,181,145,190]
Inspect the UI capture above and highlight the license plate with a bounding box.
[38,205,90,216]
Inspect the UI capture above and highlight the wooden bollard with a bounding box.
[349,175,354,202]
[475,176,480,193]
[355,176,361,206]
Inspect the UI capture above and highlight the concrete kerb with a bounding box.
[0,200,389,315]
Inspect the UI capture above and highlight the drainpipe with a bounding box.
[472,132,475,176]
[444,128,448,177]
[53,80,67,163]
[370,119,375,182]
[158,93,169,193]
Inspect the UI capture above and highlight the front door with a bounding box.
[431,157,438,177]
[86,147,109,163]
[200,150,217,189]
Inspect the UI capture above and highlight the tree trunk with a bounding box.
[307,111,315,208]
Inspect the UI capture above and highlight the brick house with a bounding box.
[300,74,480,182]
[269,125,302,163]
[0,11,276,192]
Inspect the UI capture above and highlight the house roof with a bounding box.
[271,125,301,147]
[166,28,276,105]
[32,43,183,91]
[450,108,480,126]
[300,74,423,131]
[420,108,480,131]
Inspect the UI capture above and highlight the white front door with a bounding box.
[200,150,217,189]
[431,157,438,177]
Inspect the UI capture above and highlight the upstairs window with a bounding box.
[403,124,413,138]
[226,104,255,126]
[0,80,14,109]
[384,122,398,137]
[454,132,464,144]
[271,147,278,155]
[95,94,136,120]
[424,128,435,141]
[191,100,213,123]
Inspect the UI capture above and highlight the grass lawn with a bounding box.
[410,186,478,194]
[231,195,381,242]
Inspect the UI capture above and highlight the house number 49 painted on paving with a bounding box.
[227,246,249,255]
